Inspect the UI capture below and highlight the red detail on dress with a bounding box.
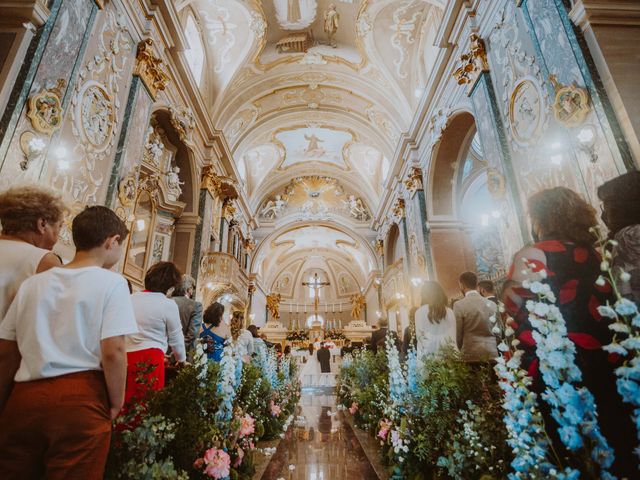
[573,247,589,263]
[525,259,555,277]
[567,332,601,350]
[594,279,612,294]
[528,358,539,377]
[608,353,621,364]
[535,240,567,252]
[559,279,579,304]
[588,295,603,321]
[518,330,536,346]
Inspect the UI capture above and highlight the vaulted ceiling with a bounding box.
[177,0,445,287]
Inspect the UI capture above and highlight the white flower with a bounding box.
[597,305,617,319]
[492,326,502,335]
[504,326,515,337]
[289,465,296,471]
[600,261,610,271]
[609,322,630,334]
[619,271,631,283]
[595,276,606,286]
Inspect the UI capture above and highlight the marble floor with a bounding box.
[261,387,379,480]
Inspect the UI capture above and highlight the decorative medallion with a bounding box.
[169,106,195,146]
[118,175,137,206]
[508,78,543,145]
[549,75,591,128]
[26,79,66,136]
[486,168,506,200]
[78,82,115,150]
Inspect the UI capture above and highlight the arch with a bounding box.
[385,223,401,267]
[428,111,476,218]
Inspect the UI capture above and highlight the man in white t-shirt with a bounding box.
[0,206,138,479]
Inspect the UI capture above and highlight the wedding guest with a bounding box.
[125,262,186,405]
[0,185,67,318]
[283,345,292,356]
[231,311,254,362]
[598,170,640,305]
[414,281,457,364]
[340,339,353,356]
[453,271,498,362]
[368,317,389,353]
[478,280,498,305]
[502,186,634,476]
[247,324,266,355]
[172,275,203,357]
[0,206,137,479]
[200,302,230,362]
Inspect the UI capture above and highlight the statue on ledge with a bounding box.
[266,293,282,320]
[350,293,365,320]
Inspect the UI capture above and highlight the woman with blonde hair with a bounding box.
[0,185,67,317]
[230,310,254,362]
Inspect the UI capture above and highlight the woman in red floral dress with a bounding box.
[502,187,635,476]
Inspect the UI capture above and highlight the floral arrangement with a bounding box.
[286,330,309,341]
[326,330,346,341]
[107,340,300,479]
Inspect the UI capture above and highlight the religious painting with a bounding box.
[274,0,318,30]
[275,127,352,169]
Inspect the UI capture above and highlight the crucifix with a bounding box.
[302,273,330,324]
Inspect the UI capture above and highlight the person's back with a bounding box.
[415,304,457,360]
[200,302,228,362]
[0,240,51,318]
[172,295,202,348]
[128,292,185,357]
[0,205,137,480]
[453,273,498,362]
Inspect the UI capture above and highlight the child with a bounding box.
[0,206,138,479]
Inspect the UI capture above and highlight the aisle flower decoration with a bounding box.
[385,332,407,409]
[216,340,238,423]
[493,310,575,478]
[406,345,419,395]
[270,400,282,417]
[198,447,230,479]
[237,414,255,438]
[594,231,640,453]
[522,262,616,475]
[349,402,359,415]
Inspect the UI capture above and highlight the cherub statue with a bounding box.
[166,166,184,200]
[261,194,287,219]
[343,195,369,220]
[266,293,282,320]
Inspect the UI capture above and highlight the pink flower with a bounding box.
[202,448,231,479]
[348,402,359,415]
[233,447,245,468]
[378,419,392,440]
[238,414,255,438]
[270,400,282,417]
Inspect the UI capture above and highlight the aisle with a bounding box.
[261,387,378,480]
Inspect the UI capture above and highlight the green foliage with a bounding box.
[339,348,511,479]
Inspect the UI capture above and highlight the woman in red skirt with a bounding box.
[125,261,186,405]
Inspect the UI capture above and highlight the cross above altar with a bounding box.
[302,273,330,323]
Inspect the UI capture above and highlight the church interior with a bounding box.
[0,0,639,479]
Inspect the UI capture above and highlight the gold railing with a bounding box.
[199,252,248,305]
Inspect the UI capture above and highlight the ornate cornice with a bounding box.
[134,39,169,101]
[392,198,405,220]
[403,167,424,197]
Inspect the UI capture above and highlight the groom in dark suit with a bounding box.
[317,343,331,373]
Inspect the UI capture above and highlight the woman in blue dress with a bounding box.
[200,302,230,362]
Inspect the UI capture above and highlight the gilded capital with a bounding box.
[452,33,489,93]
[375,239,384,257]
[201,165,222,196]
[404,167,423,195]
[392,198,405,219]
[134,38,169,100]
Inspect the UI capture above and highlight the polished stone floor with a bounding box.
[261,387,378,480]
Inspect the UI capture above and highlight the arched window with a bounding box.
[184,14,205,86]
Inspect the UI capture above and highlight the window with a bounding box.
[184,15,205,86]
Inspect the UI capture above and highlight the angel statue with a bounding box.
[260,195,287,219]
[350,294,365,320]
[343,195,369,220]
[166,166,184,201]
[266,293,282,320]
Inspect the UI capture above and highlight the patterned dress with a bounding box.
[502,240,635,476]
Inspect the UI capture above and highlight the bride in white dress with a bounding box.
[414,281,458,367]
[298,344,322,388]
